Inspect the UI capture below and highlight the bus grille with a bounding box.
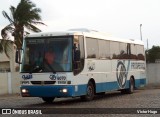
[31,81,56,85]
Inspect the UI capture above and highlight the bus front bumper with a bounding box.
[20,85,75,97]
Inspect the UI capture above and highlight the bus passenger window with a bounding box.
[131,44,137,59]
[137,45,145,60]
[110,41,120,59]
[119,43,127,59]
[86,38,99,59]
[98,40,110,59]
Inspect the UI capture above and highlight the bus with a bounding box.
[17,29,146,103]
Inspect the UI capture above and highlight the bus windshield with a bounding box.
[20,36,73,73]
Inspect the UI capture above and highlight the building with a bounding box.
[0,51,10,72]
[0,41,17,72]
[0,40,20,95]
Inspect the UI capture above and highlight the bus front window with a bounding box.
[20,36,73,73]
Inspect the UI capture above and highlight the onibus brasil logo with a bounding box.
[116,61,129,88]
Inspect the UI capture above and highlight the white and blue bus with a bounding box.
[18,29,146,102]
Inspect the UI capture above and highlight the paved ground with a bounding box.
[0,88,160,117]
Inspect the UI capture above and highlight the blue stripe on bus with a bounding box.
[21,78,146,97]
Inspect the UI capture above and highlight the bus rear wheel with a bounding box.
[121,78,134,94]
[128,78,134,94]
[42,97,55,103]
[81,81,95,101]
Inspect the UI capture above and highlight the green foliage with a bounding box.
[0,0,45,57]
[146,46,160,63]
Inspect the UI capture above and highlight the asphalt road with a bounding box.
[0,88,160,117]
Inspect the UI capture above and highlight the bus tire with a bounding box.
[128,78,134,94]
[81,81,95,101]
[42,97,55,103]
[121,78,134,94]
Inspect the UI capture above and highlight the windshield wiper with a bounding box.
[30,65,42,74]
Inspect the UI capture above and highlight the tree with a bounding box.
[146,46,160,63]
[0,0,45,57]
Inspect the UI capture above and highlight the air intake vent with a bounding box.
[31,81,56,85]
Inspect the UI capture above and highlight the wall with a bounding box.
[146,63,160,87]
[0,42,20,95]
[0,73,8,95]
[0,72,20,95]
[11,72,20,93]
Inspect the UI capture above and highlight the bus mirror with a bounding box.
[74,50,80,61]
[15,49,22,64]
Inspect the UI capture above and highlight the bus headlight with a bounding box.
[21,89,28,93]
[61,89,68,93]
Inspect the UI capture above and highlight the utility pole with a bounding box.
[140,24,142,40]
[147,38,149,50]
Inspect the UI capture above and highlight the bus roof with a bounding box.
[26,28,144,45]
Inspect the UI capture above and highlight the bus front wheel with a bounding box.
[81,81,95,101]
[42,97,55,103]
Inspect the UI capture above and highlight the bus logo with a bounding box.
[116,61,127,88]
[49,74,66,81]
[49,74,57,80]
[87,62,95,71]
[22,74,32,80]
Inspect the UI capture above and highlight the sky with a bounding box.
[0,0,160,49]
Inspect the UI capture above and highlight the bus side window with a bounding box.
[73,35,85,75]
[119,43,127,59]
[137,45,145,60]
[86,38,99,59]
[74,43,80,61]
[110,41,120,59]
[131,44,137,60]
[98,40,110,59]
